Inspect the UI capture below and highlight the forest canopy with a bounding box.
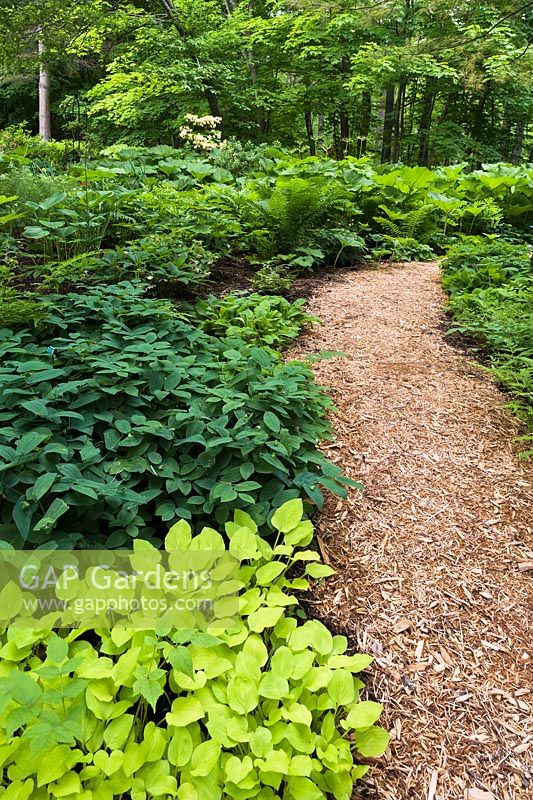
[0,0,532,165]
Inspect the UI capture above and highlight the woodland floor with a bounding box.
[291,262,533,800]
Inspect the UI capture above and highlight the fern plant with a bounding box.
[253,177,351,256]
[373,203,436,241]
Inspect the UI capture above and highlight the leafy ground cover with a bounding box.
[442,237,533,447]
[0,138,532,798]
[0,283,357,548]
[0,502,389,800]
[1,144,532,303]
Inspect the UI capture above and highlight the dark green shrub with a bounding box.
[444,237,533,446]
[448,275,533,426]
[0,283,353,548]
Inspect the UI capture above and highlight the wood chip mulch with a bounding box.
[291,262,533,800]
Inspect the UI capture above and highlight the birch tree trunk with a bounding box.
[38,39,51,141]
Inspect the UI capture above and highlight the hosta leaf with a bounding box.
[190,740,221,777]
[271,499,303,533]
[168,727,193,768]
[227,674,259,714]
[166,697,205,727]
[354,726,390,757]
[343,701,383,730]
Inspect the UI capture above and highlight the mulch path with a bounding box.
[291,262,533,800]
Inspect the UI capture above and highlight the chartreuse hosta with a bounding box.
[0,500,388,800]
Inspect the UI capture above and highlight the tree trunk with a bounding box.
[417,79,436,166]
[317,114,325,153]
[339,111,349,158]
[357,91,371,157]
[381,84,395,163]
[338,55,350,158]
[38,40,51,141]
[405,81,417,163]
[501,106,512,160]
[392,81,406,162]
[512,120,525,164]
[305,111,316,156]
[471,82,490,136]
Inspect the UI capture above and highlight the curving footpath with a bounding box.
[293,262,533,800]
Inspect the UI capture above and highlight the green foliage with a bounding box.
[0,283,353,548]
[193,294,316,350]
[0,125,75,167]
[373,203,435,240]
[0,260,44,328]
[0,167,75,210]
[251,264,294,295]
[371,236,435,262]
[441,237,531,296]
[443,238,533,444]
[0,501,388,799]
[40,234,213,291]
[19,186,134,261]
[250,177,356,258]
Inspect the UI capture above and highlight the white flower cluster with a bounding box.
[179,114,226,151]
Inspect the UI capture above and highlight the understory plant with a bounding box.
[370,235,435,262]
[39,234,213,291]
[0,501,389,800]
[443,237,533,450]
[441,236,531,296]
[193,294,316,351]
[251,264,294,295]
[0,260,44,328]
[0,284,355,548]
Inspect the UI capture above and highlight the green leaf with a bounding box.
[0,581,23,620]
[344,700,384,730]
[250,726,272,758]
[33,499,69,531]
[271,499,303,533]
[255,561,286,585]
[168,728,193,768]
[122,743,146,777]
[168,645,194,679]
[24,226,50,239]
[103,714,134,750]
[190,740,221,777]
[10,671,42,706]
[133,670,164,711]
[16,431,48,456]
[47,636,69,664]
[29,473,56,501]
[263,411,280,433]
[259,673,289,700]
[227,674,259,714]
[286,777,324,799]
[327,670,355,706]
[166,697,205,727]
[354,726,390,757]
[229,526,258,560]
[36,745,72,786]
[20,399,51,418]
[247,606,284,632]
[305,563,336,579]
